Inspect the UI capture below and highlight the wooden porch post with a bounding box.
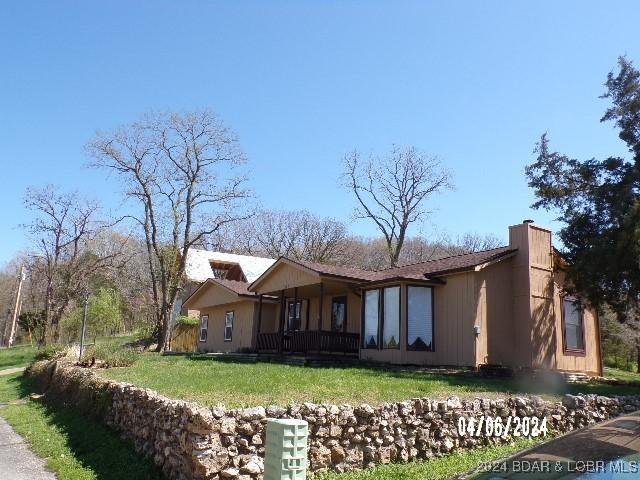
[278,290,285,353]
[318,282,324,331]
[256,294,263,334]
[293,287,298,330]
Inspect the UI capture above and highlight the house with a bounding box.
[185,221,602,376]
[176,250,276,352]
[175,249,276,318]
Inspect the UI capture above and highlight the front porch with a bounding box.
[256,330,360,355]
[251,259,364,356]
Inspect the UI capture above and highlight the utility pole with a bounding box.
[79,290,89,362]
[6,266,26,348]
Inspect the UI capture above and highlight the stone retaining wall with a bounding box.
[27,360,640,480]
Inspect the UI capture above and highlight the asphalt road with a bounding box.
[0,417,56,480]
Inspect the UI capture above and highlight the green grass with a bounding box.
[318,437,543,480]
[0,336,135,371]
[0,372,164,480]
[604,366,640,382]
[99,353,640,408]
[0,344,37,369]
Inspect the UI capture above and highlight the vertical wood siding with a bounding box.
[361,275,477,366]
[253,263,319,294]
[552,270,601,375]
[198,301,258,353]
[171,325,198,352]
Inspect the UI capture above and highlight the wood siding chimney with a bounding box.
[508,221,556,369]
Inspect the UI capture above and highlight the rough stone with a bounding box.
[26,360,640,480]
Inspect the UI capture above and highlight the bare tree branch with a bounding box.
[88,110,251,351]
[341,145,453,266]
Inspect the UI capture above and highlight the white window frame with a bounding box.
[199,315,208,342]
[224,311,234,342]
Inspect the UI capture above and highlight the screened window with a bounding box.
[224,311,234,342]
[383,286,400,348]
[287,301,302,331]
[407,286,433,351]
[363,289,379,348]
[199,315,208,342]
[563,299,584,352]
[331,297,347,332]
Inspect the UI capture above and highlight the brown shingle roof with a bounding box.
[287,246,516,283]
[213,278,257,296]
[289,258,379,282]
[248,246,517,292]
[375,246,516,280]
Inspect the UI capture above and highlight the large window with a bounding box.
[331,297,347,332]
[287,301,302,331]
[407,286,434,351]
[383,286,400,348]
[224,311,234,342]
[363,289,379,348]
[199,315,208,342]
[563,298,584,352]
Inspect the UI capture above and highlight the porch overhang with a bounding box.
[249,257,368,296]
[183,278,278,310]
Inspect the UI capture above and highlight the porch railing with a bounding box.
[257,331,359,355]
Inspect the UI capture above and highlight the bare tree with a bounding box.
[22,186,122,344]
[88,110,251,351]
[297,212,347,263]
[339,232,502,270]
[439,232,503,257]
[203,209,348,264]
[342,146,453,266]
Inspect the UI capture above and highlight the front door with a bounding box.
[331,296,347,332]
[287,300,302,331]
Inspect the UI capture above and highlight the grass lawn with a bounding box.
[0,373,165,480]
[100,353,640,408]
[0,339,165,480]
[0,370,547,480]
[604,366,640,382]
[0,336,134,371]
[0,344,37,369]
[0,343,602,480]
[318,437,543,480]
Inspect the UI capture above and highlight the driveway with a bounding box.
[0,417,56,479]
[469,411,640,479]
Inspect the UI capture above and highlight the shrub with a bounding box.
[81,343,138,368]
[133,324,155,342]
[176,315,199,328]
[34,344,66,361]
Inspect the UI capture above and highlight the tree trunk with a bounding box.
[40,283,53,346]
[155,303,173,352]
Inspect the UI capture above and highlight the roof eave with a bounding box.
[362,276,446,287]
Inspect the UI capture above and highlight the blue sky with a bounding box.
[1,1,637,265]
